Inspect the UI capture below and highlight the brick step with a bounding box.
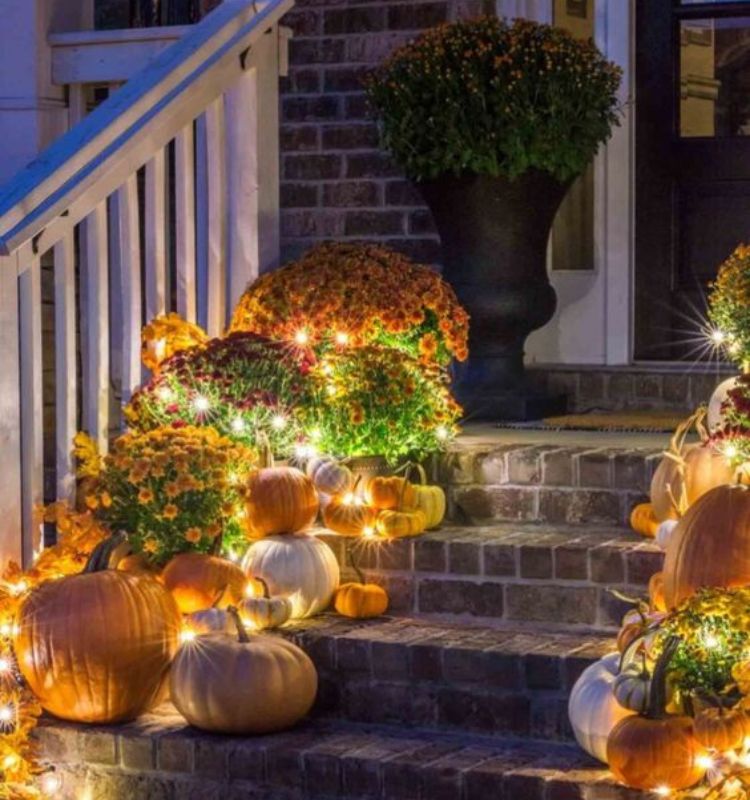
[435,431,665,526]
[281,615,614,743]
[318,524,663,630]
[37,714,650,800]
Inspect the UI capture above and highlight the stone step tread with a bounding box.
[38,716,649,799]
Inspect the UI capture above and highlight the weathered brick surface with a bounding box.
[40,714,659,799]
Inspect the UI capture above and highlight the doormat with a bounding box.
[496,410,688,433]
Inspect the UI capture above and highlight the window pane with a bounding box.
[680,17,750,136]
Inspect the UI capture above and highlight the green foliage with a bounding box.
[366,17,622,182]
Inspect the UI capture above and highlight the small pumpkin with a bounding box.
[238,577,293,630]
[607,636,707,791]
[306,456,353,496]
[694,702,750,751]
[334,551,388,619]
[15,534,181,723]
[376,508,427,539]
[162,552,248,614]
[629,502,659,538]
[613,640,651,714]
[241,533,340,618]
[401,463,446,530]
[649,571,667,613]
[170,607,317,734]
[655,518,679,552]
[366,476,414,511]
[322,477,378,537]
[568,652,635,763]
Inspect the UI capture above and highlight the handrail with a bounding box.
[0,0,292,258]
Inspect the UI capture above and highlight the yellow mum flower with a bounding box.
[99,491,112,509]
[84,495,99,511]
[138,488,154,505]
[165,482,181,499]
[143,539,158,554]
[162,504,179,520]
[184,527,202,543]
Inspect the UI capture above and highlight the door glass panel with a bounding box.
[680,17,750,136]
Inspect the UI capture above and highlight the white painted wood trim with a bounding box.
[0,254,22,564]
[204,97,227,336]
[145,150,167,321]
[175,124,197,322]
[496,0,553,22]
[19,256,43,566]
[68,83,87,127]
[0,0,294,256]
[117,175,142,401]
[83,202,109,452]
[54,234,77,504]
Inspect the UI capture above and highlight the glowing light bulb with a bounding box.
[40,772,62,796]
[272,414,287,430]
[2,753,18,770]
[231,417,245,433]
[192,395,210,413]
[435,425,450,441]
[9,580,27,596]
[180,628,197,644]
[695,754,714,771]
[295,443,317,460]
[294,330,309,345]
[322,363,334,376]
[0,623,13,638]
[0,704,15,724]
[362,526,375,538]
[227,471,239,485]
[326,384,336,397]
[710,329,727,345]
[309,428,322,441]
[654,787,671,798]
[0,656,11,673]
[725,443,739,460]
[156,386,174,402]
[342,493,355,506]
[245,583,257,598]
[335,331,349,346]
[703,632,720,649]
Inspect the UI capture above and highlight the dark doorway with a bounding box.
[635,0,750,359]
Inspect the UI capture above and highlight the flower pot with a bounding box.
[418,170,573,420]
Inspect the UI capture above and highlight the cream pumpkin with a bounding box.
[239,577,293,630]
[170,608,317,734]
[241,533,339,618]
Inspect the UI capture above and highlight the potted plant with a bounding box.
[367,17,622,418]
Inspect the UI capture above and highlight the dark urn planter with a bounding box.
[418,170,573,420]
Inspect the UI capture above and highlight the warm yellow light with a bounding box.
[156,386,174,402]
[180,628,197,644]
[695,754,714,771]
[0,622,17,638]
[0,703,15,723]
[362,526,375,538]
[239,616,258,631]
[245,583,257,598]
[9,579,28,596]
[326,384,336,397]
[335,331,349,346]
[710,329,726,345]
[40,772,62,796]
[227,471,239,485]
[0,656,11,673]
[654,787,671,798]
[309,428,322,441]
[322,363,334,376]
[294,330,309,345]
[295,443,317,460]
[231,417,245,432]
[192,395,210,413]
[435,425,450,441]
[153,338,167,361]
[342,493,355,506]
[2,753,18,770]
[703,632,721,649]
[272,414,287,430]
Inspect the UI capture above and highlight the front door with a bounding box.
[635,0,750,360]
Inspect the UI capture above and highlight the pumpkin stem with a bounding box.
[254,576,270,599]
[210,584,227,609]
[618,633,645,675]
[256,431,274,469]
[348,547,366,585]
[647,635,681,719]
[83,532,129,574]
[226,605,251,643]
[351,474,362,496]
[608,588,646,607]
[399,461,427,486]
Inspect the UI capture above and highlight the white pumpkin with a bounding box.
[655,518,679,552]
[568,652,635,764]
[241,534,339,618]
[707,376,741,433]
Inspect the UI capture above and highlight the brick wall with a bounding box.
[279,0,494,264]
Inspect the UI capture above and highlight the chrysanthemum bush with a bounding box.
[366,17,622,182]
[709,244,750,367]
[125,332,314,456]
[301,345,461,463]
[141,312,208,373]
[230,242,469,366]
[79,426,256,566]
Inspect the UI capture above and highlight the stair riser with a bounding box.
[321,534,663,630]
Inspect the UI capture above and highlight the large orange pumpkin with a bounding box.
[322,479,378,537]
[663,483,750,608]
[245,466,319,538]
[14,536,181,723]
[607,637,707,791]
[161,552,247,614]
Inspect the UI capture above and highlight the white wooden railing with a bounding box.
[0,0,293,565]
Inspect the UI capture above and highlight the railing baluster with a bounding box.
[19,256,43,565]
[118,175,143,402]
[83,202,110,453]
[145,149,167,321]
[175,124,197,322]
[204,97,227,336]
[54,235,77,504]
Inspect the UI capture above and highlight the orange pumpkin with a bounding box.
[245,466,319,538]
[375,508,427,539]
[607,637,707,791]
[649,571,667,613]
[117,552,159,578]
[694,704,750,751]
[162,552,247,614]
[333,551,388,618]
[629,503,659,538]
[366,476,414,511]
[663,484,750,608]
[322,478,378,536]
[14,535,181,723]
